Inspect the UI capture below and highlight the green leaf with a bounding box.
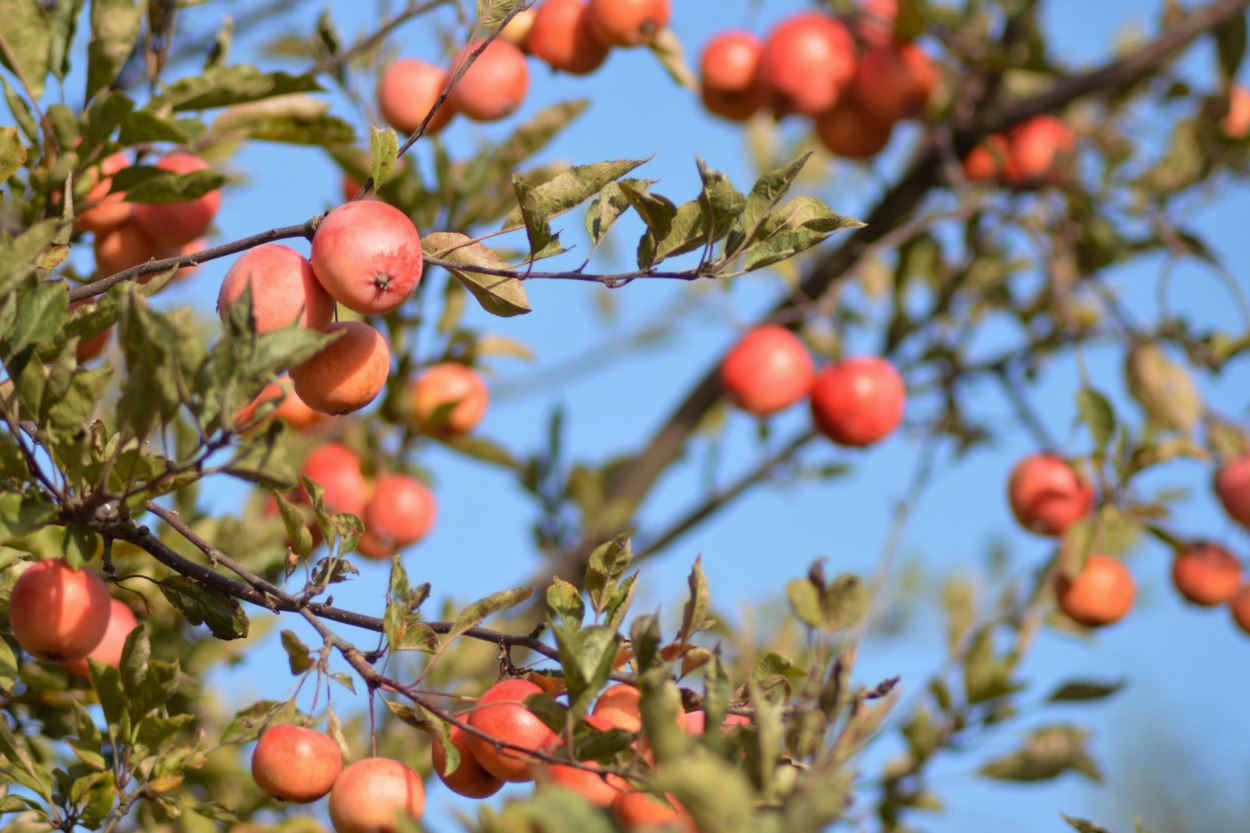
[742,197,863,270]
[1076,386,1116,449]
[85,0,140,101]
[110,165,227,204]
[724,153,813,258]
[1215,11,1247,84]
[1062,816,1117,833]
[0,76,37,144]
[822,573,868,631]
[117,110,191,145]
[648,26,697,90]
[370,125,399,189]
[501,158,650,231]
[786,577,823,629]
[87,661,126,733]
[656,755,755,833]
[280,630,315,674]
[679,557,708,642]
[0,0,51,100]
[619,183,677,268]
[0,639,16,691]
[221,699,296,745]
[211,95,355,145]
[47,0,87,84]
[585,178,655,259]
[1125,343,1201,434]
[118,624,150,707]
[3,278,67,357]
[512,175,555,257]
[980,725,1101,783]
[272,490,313,557]
[547,576,584,628]
[146,65,323,113]
[0,492,57,540]
[158,577,249,640]
[553,623,620,717]
[1046,679,1127,703]
[477,0,523,28]
[0,128,26,181]
[494,100,589,169]
[446,587,533,644]
[423,231,530,317]
[585,532,632,615]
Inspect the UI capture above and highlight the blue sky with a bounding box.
[53,0,1250,830]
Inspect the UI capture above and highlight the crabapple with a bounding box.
[700,31,766,122]
[1054,554,1135,628]
[466,679,557,782]
[809,357,905,447]
[93,218,177,276]
[217,244,334,333]
[378,59,454,135]
[963,134,1010,182]
[591,684,687,734]
[855,0,898,46]
[364,474,437,548]
[612,791,696,831]
[291,321,391,416]
[75,152,132,235]
[1005,116,1075,185]
[815,100,895,159]
[757,13,856,116]
[9,559,111,662]
[133,154,221,245]
[1007,453,1094,537]
[354,531,396,561]
[586,0,670,48]
[431,725,504,799]
[298,443,369,518]
[63,599,138,678]
[409,363,489,436]
[310,200,423,315]
[235,376,324,432]
[528,0,611,76]
[851,42,938,123]
[536,716,622,807]
[447,40,529,122]
[1173,543,1242,607]
[1215,454,1250,527]
[328,757,425,833]
[251,724,343,803]
[720,326,815,416]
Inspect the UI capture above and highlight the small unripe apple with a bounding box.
[378,59,454,135]
[409,363,490,436]
[1223,84,1250,138]
[93,218,178,276]
[63,599,138,678]
[217,244,334,333]
[1007,453,1094,537]
[1054,554,1135,628]
[612,790,696,831]
[235,375,324,432]
[536,714,622,806]
[431,724,504,798]
[75,152,133,235]
[447,40,530,122]
[720,325,815,416]
[298,442,369,518]
[700,31,766,122]
[9,559,112,662]
[815,100,895,159]
[251,724,343,803]
[1215,454,1250,527]
[328,757,425,833]
[311,201,423,315]
[756,13,856,116]
[809,357,905,447]
[850,42,938,123]
[133,154,222,246]
[466,679,557,782]
[68,297,112,363]
[585,0,670,48]
[1173,543,1242,607]
[291,321,391,415]
[364,474,437,548]
[528,0,611,76]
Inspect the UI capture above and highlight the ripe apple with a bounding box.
[364,474,437,548]
[720,325,815,416]
[851,42,938,124]
[378,59,454,135]
[1215,454,1250,527]
[963,134,1011,182]
[93,218,178,276]
[133,154,222,246]
[251,724,343,803]
[536,716,622,807]
[612,790,696,831]
[756,13,856,116]
[298,443,369,518]
[700,31,766,122]
[1172,543,1242,607]
[528,0,611,76]
[63,599,138,678]
[683,710,751,735]
[409,363,489,436]
[1005,116,1076,185]
[235,375,324,432]
[328,757,425,833]
[466,679,557,782]
[311,201,423,315]
[447,40,529,122]
[431,724,504,798]
[217,244,334,333]
[9,559,111,662]
[75,152,132,235]
[1007,453,1094,537]
[585,0,670,48]
[501,8,538,50]
[291,321,391,415]
[1054,554,1135,628]
[1223,84,1250,138]
[591,684,687,734]
[815,100,895,159]
[809,357,905,447]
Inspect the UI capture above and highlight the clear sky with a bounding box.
[79,0,1250,830]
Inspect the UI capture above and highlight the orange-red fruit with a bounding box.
[69,298,111,363]
[537,716,621,807]
[134,154,221,246]
[612,791,696,831]
[235,376,324,432]
[76,152,132,235]
[851,42,938,123]
[963,134,1010,182]
[856,0,898,46]
[1005,116,1076,185]
[816,100,895,159]
[378,59,454,135]
[1230,584,1250,635]
[364,474,437,548]
[1172,543,1242,607]
[1215,454,1250,528]
[410,363,490,436]
[447,40,530,122]
[528,0,611,76]
[311,200,423,315]
[9,559,111,662]
[355,531,397,561]
[1007,453,1094,537]
[720,326,815,416]
[757,13,856,116]
[1223,84,1250,138]
[684,710,751,735]
[298,443,369,518]
[700,31,766,122]
[586,0,670,47]
[1054,554,1135,628]
[291,322,391,415]
[431,725,505,799]
[591,684,687,734]
[466,679,557,782]
[64,599,138,678]
[93,219,177,276]
[251,724,343,803]
[501,8,538,49]
[328,757,425,833]
[809,357,905,447]
[218,244,334,333]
